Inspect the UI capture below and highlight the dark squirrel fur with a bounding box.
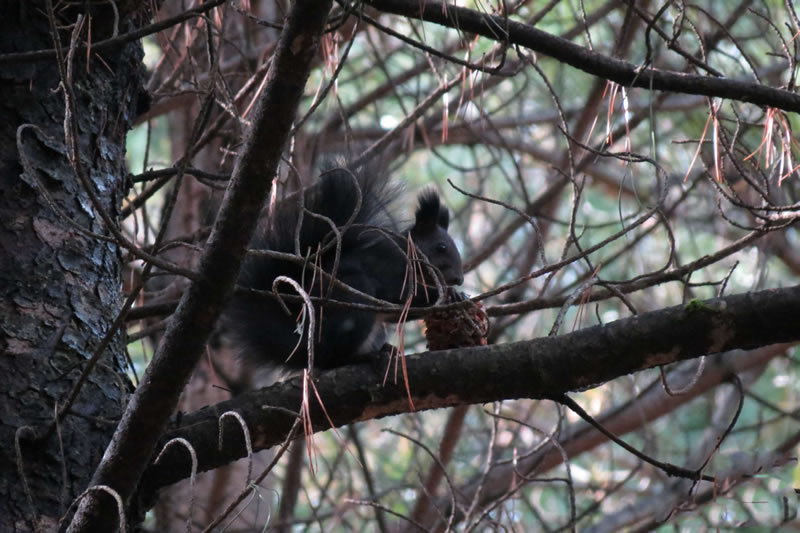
[224,163,464,370]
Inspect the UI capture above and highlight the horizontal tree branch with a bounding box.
[140,283,800,493]
[361,0,800,113]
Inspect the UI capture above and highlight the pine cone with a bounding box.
[423,290,489,350]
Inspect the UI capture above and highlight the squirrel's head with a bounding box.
[410,189,464,287]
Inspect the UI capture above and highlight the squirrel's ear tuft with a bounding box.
[415,188,445,232]
[438,203,450,230]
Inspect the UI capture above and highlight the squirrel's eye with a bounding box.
[436,242,448,253]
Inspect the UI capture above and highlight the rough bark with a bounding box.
[0,1,149,530]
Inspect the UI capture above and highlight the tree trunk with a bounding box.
[0,2,149,530]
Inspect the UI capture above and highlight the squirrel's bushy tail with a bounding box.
[263,164,403,257]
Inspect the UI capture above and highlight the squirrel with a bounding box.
[224,162,464,371]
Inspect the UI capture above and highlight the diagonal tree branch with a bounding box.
[65,0,334,530]
[361,0,800,113]
[141,283,800,493]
